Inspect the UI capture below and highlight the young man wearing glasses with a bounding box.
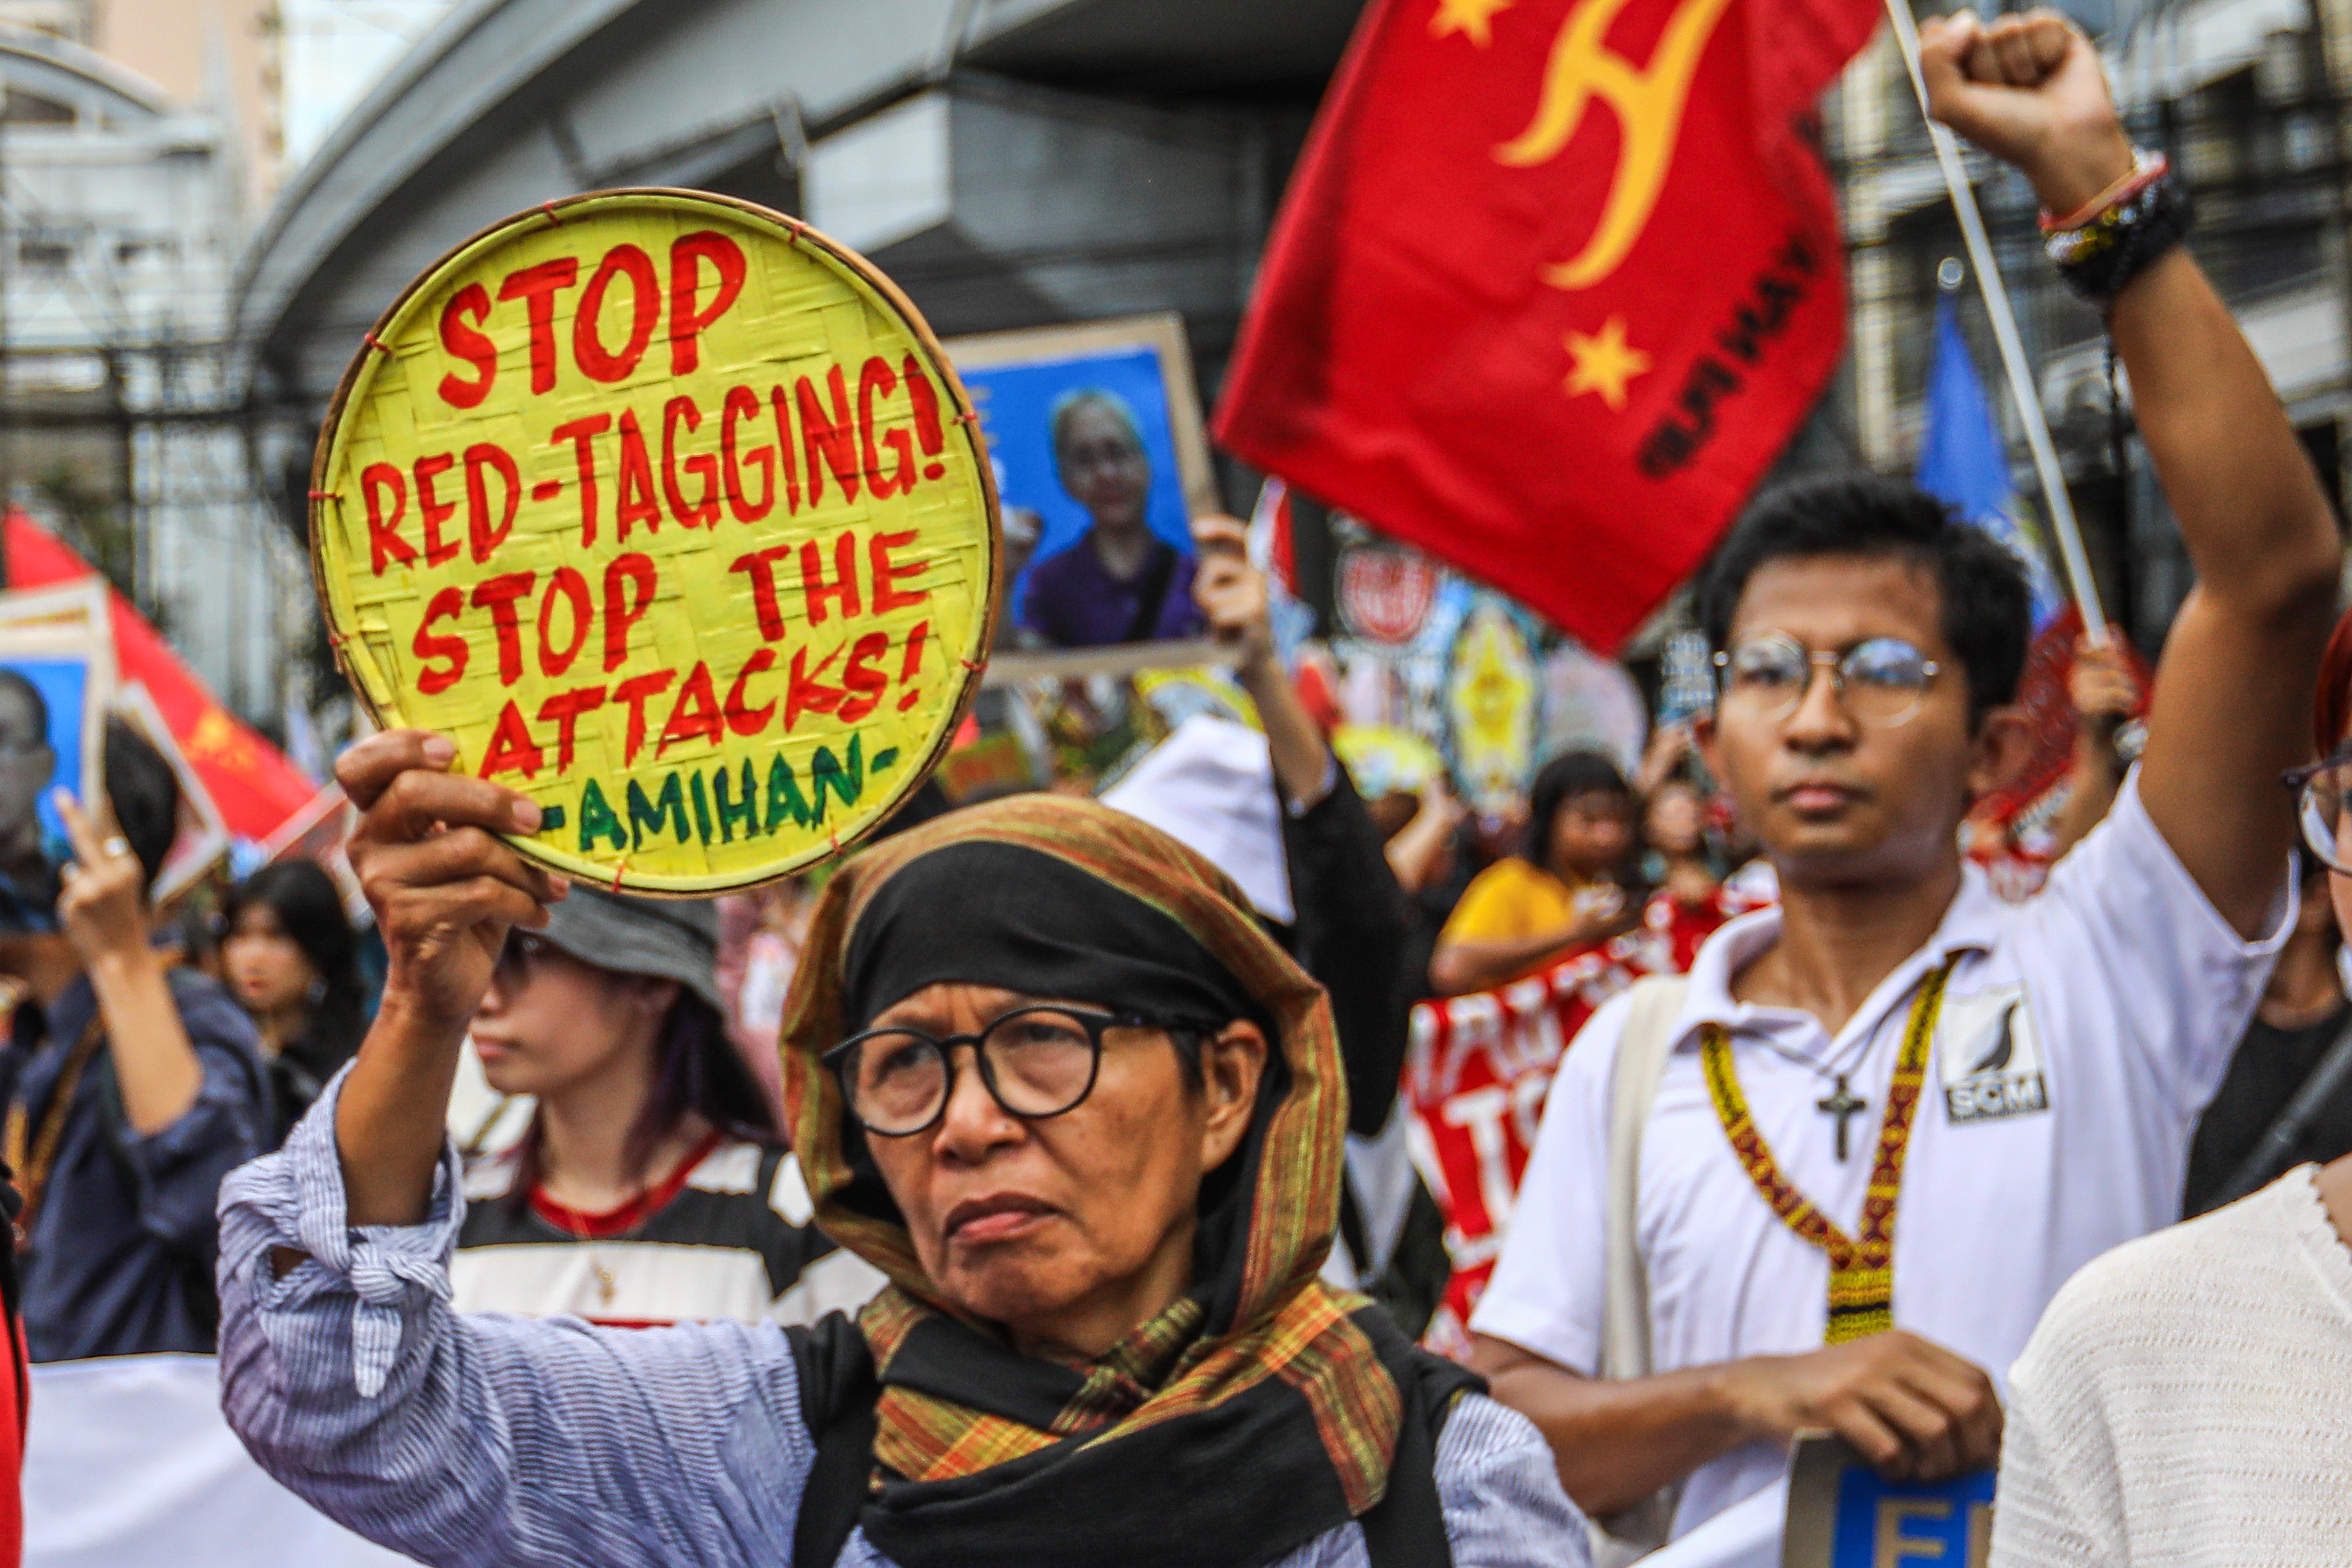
[1469,8,2341,1550]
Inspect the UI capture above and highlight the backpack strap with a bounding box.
[2206,1009,2352,1210]
[1352,1303,1483,1568]
[789,1313,882,1568]
[1593,975,1690,1563]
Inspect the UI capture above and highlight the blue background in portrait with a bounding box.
[954,345,1195,608]
[1828,1464,1996,1567]
[3,655,89,862]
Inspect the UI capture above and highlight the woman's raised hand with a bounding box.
[1190,514,1274,671]
[338,729,566,1035]
[326,730,569,1227]
[54,789,153,972]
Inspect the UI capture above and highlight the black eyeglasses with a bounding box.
[2285,746,2352,872]
[824,1005,1199,1137]
[1714,633,1941,729]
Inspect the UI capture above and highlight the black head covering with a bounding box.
[843,840,1258,1032]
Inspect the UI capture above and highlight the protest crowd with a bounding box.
[1,4,2351,1567]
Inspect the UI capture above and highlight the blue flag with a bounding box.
[1916,295,2064,629]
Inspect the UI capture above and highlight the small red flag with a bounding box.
[1215,0,1883,653]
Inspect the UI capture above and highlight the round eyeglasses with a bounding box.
[2285,749,2352,873]
[825,1005,1196,1137]
[1713,633,1941,729]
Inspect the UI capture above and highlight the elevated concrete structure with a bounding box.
[235,0,1361,473]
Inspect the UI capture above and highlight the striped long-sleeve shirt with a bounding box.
[216,1075,1590,1567]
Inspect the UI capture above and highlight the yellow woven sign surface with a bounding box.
[311,190,997,893]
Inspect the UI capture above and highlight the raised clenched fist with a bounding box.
[1920,7,2138,218]
[2069,633,2141,736]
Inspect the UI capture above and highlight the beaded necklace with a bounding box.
[1699,965,1951,1345]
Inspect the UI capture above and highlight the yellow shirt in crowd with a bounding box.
[1439,858,1585,947]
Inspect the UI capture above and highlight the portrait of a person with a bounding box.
[0,668,60,931]
[1017,388,1206,649]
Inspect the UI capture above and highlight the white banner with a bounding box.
[1644,1479,1783,1568]
[26,1354,407,1568]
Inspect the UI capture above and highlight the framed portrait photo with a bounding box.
[0,609,115,933]
[946,312,1222,670]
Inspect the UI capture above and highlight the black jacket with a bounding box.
[1276,766,1415,1137]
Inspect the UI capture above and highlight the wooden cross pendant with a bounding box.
[1817,1075,1868,1162]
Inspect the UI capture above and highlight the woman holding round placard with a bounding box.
[214,730,1586,1567]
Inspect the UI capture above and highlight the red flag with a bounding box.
[5,513,317,843]
[1215,0,1882,653]
[1963,605,2153,899]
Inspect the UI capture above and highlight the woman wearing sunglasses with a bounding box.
[1987,609,2352,1564]
[449,886,882,1329]
[212,730,1584,1567]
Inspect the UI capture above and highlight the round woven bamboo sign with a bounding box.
[311,189,998,894]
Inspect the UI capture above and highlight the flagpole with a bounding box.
[1880,0,2113,648]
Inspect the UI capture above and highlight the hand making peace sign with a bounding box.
[54,788,150,970]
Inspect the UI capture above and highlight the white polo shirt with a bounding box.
[1470,773,2289,1539]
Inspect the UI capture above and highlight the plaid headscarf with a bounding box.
[778,794,1431,1568]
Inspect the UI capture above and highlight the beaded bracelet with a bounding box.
[2043,151,2192,309]
[2038,149,2167,233]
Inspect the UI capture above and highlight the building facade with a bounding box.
[235,0,2352,735]
[1833,0,2352,654]
[0,21,303,722]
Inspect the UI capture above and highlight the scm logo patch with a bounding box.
[1936,982,2050,1125]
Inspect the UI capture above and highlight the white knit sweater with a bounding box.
[1991,1165,2352,1566]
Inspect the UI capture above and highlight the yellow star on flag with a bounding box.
[1429,0,1513,47]
[1563,317,1652,412]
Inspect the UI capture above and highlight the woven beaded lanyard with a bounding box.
[1699,964,1952,1345]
